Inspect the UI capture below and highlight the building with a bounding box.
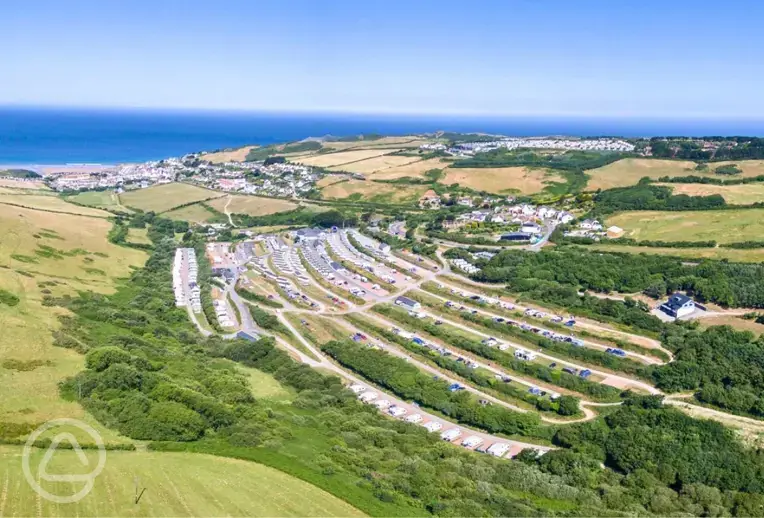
[295,228,326,242]
[606,225,625,238]
[395,296,421,312]
[521,222,542,234]
[659,293,696,318]
[236,331,261,342]
[418,189,441,209]
[500,232,533,242]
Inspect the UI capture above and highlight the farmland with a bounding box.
[321,136,429,151]
[657,182,764,204]
[441,166,565,194]
[67,190,128,212]
[586,158,764,190]
[327,155,421,175]
[207,195,299,216]
[605,208,764,244]
[119,183,222,213]
[200,145,256,163]
[369,157,450,180]
[0,179,48,190]
[293,149,401,168]
[0,447,362,517]
[163,203,218,223]
[319,179,427,203]
[0,193,111,218]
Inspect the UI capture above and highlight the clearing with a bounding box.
[698,314,764,336]
[126,227,152,245]
[586,158,764,190]
[207,195,299,216]
[67,190,128,212]
[292,149,401,168]
[0,194,110,218]
[0,204,146,443]
[369,157,450,180]
[441,167,565,195]
[657,182,764,205]
[587,244,764,263]
[120,183,222,213]
[605,209,764,244]
[320,179,427,204]
[327,155,421,175]
[0,447,363,517]
[200,146,256,163]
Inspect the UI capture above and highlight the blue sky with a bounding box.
[2,0,763,117]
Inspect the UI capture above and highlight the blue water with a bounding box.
[2,106,764,164]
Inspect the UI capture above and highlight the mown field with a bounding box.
[319,179,427,203]
[119,183,222,213]
[369,157,449,180]
[199,146,256,163]
[606,208,764,244]
[293,149,400,168]
[0,179,48,190]
[0,203,147,443]
[586,158,764,190]
[0,194,111,218]
[657,182,764,204]
[441,166,565,195]
[207,195,299,216]
[327,154,421,175]
[0,447,363,517]
[66,190,128,212]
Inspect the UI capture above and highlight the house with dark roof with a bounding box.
[659,293,695,318]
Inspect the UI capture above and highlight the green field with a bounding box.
[0,203,147,443]
[66,191,129,212]
[588,243,764,263]
[0,447,363,517]
[239,365,296,403]
[606,208,764,244]
[126,227,152,245]
[119,183,222,213]
[163,203,218,223]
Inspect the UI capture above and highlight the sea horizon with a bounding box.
[3,106,764,165]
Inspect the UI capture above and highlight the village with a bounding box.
[420,136,635,156]
[45,153,322,198]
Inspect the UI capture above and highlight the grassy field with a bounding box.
[441,166,565,194]
[369,157,450,180]
[293,149,401,168]
[126,227,152,245]
[657,182,764,204]
[327,155,421,174]
[207,195,299,216]
[0,447,363,517]
[315,175,349,188]
[698,315,764,336]
[586,243,764,263]
[119,183,222,213]
[0,204,147,443]
[321,136,429,151]
[320,179,427,203]
[586,158,764,190]
[0,194,111,218]
[163,203,218,223]
[606,208,764,244]
[0,179,48,190]
[200,146,256,163]
[67,190,128,212]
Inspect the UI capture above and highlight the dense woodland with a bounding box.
[471,248,764,309]
[452,149,627,171]
[592,183,726,214]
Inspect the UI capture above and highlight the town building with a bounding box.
[659,293,696,318]
[395,296,421,312]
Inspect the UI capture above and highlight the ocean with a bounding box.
[2,107,764,165]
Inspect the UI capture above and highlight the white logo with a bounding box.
[22,418,106,503]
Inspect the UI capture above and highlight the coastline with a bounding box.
[0,164,117,176]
